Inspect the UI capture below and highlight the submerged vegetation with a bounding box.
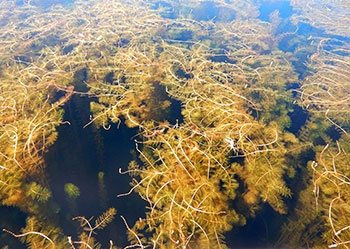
[0,0,350,248]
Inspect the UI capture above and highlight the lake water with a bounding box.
[1,0,349,248]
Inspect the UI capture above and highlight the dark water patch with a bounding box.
[13,55,32,65]
[168,97,184,124]
[207,53,236,63]
[228,151,245,166]
[172,65,193,80]
[284,146,316,213]
[286,104,308,135]
[50,87,69,105]
[45,94,146,247]
[325,125,342,142]
[313,136,327,146]
[45,95,101,237]
[0,206,27,249]
[150,82,180,123]
[63,44,75,55]
[72,68,89,92]
[228,175,248,216]
[285,82,299,97]
[297,23,324,38]
[226,204,284,249]
[94,121,147,248]
[103,71,115,84]
[291,48,316,79]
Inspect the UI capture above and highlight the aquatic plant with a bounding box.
[0,0,349,248]
[310,138,350,248]
[3,208,118,249]
[87,45,173,129]
[98,171,109,209]
[278,135,350,248]
[290,0,350,38]
[121,123,242,248]
[3,216,69,249]
[0,80,64,210]
[70,208,117,249]
[64,183,80,199]
[297,47,350,133]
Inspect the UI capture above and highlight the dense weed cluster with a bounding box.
[0,0,349,248]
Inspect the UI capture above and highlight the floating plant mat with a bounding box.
[0,0,350,248]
